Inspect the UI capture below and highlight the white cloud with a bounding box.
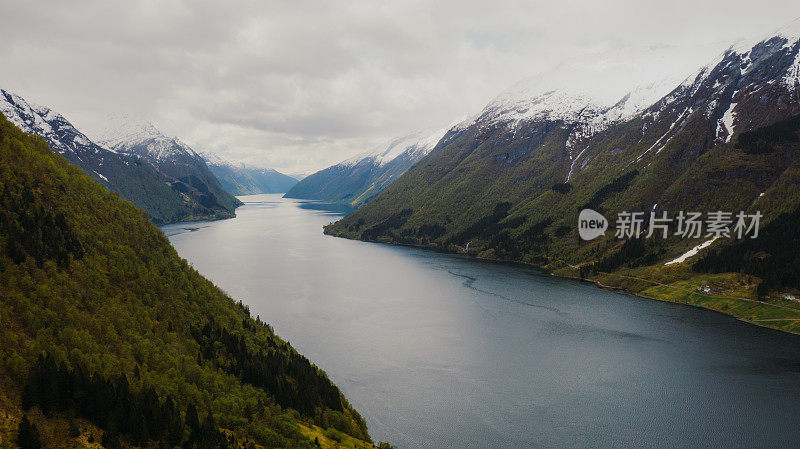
[1,0,799,172]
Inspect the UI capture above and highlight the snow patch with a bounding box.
[720,102,737,143]
[93,171,109,182]
[784,44,800,90]
[664,238,718,265]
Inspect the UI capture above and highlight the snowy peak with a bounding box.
[199,150,236,168]
[286,121,456,206]
[682,17,800,93]
[96,115,164,144]
[473,55,683,132]
[467,22,796,140]
[728,16,800,57]
[467,64,687,166]
[0,89,242,223]
[96,115,197,161]
[477,70,682,133]
[635,18,800,158]
[481,87,607,126]
[0,88,96,155]
[341,125,451,168]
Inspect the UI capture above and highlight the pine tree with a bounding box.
[186,403,200,431]
[69,419,81,438]
[101,431,122,449]
[16,415,42,449]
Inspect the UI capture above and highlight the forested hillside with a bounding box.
[0,114,373,448]
[326,29,800,334]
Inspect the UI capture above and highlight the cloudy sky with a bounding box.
[2,0,800,174]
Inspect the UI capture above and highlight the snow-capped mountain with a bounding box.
[284,125,450,207]
[0,89,207,224]
[0,89,98,157]
[96,115,201,162]
[628,19,800,165]
[96,117,242,215]
[340,126,450,168]
[478,73,679,130]
[470,63,688,167]
[328,18,800,292]
[200,152,298,195]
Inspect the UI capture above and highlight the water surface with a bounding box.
[162,194,800,449]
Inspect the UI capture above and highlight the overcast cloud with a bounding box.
[1,0,799,173]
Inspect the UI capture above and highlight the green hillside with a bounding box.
[325,36,800,334]
[0,114,374,448]
[327,116,800,333]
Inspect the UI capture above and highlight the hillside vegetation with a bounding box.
[325,33,800,333]
[0,114,374,448]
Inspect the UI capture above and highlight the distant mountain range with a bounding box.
[326,20,800,332]
[0,93,242,224]
[201,152,298,195]
[0,90,199,224]
[96,116,242,219]
[284,126,451,207]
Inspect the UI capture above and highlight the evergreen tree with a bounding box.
[16,415,42,449]
[186,403,200,432]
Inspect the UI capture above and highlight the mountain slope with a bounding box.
[0,113,372,447]
[284,127,449,207]
[96,117,242,219]
[0,89,204,225]
[202,153,298,195]
[326,22,800,333]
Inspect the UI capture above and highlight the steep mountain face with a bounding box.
[325,65,691,240]
[0,113,373,447]
[0,89,201,225]
[202,153,298,195]
[97,117,242,219]
[284,127,449,207]
[326,22,800,331]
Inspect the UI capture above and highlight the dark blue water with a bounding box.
[162,194,800,449]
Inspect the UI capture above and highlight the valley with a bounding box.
[3,7,800,449]
[324,22,800,334]
[163,195,800,449]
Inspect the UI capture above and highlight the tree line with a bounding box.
[22,354,232,448]
[193,320,368,440]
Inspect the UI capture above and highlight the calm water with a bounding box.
[162,194,800,449]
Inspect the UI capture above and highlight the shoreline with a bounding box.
[325,230,800,336]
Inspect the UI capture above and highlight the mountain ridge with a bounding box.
[201,152,298,195]
[284,125,452,207]
[97,116,243,218]
[325,21,800,334]
[0,89,218,225]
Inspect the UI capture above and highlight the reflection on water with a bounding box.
[295,200,357,214]
[162,194,800,449]
[161,225,211,237]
